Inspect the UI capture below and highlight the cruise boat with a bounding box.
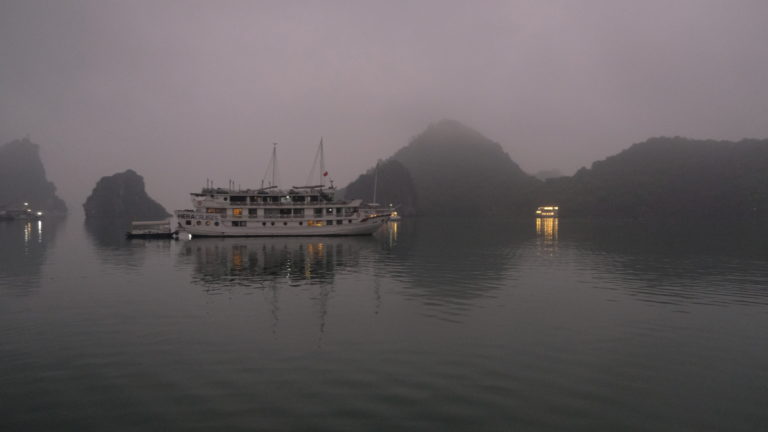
[535,206,559,218]
[175,142,391,237]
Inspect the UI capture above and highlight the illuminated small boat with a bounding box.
[0,202,44,221]
[535,206,559,218]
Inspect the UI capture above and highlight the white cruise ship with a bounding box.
[175,142,391,237]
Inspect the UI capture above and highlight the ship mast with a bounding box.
[372,160,379,205]
[320,138,325,188]
[261,143,280,189]
[303,138,328,189]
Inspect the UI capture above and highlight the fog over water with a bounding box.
[2,0,768,210]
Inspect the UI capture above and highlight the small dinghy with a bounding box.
[126,219,177,239]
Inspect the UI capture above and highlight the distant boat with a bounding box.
[126,219,176,239]
[536,206,559,218]
[174,140,391,237]
[0,203,44,221]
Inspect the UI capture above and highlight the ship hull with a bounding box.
[179,216,388,237]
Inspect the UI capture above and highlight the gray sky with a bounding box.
[2,0,767,210]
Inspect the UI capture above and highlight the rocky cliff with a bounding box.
[83,170,169,221]
[0,138,67,214]
[343,159,418,215]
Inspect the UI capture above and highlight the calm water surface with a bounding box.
[1,217,767,431]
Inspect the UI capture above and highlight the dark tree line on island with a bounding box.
[344,120,768,221]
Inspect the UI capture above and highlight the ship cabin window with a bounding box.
[232,221,247,227]
[314,208,323,217]
[299,221,303,226]
[249,196,258,203]
[309,195,319,203]
[230,195,247,203]
[279,209,292,217]
[292,209,304,217]
[232,208,243,217]
[348,219,353,223]
[262,222,266,226]
[214,222,219,226]
[185,220,191,225]
[283,222,287,226]
[336,207,343,214]
[326,208,334,214]
[336,220,343,225]
[248,208,258,217]
[207,208,226,214]
[308,220,323,227]
[223,197,228,201]
[269,196,280,203]
[270,221,275,226]
[196,221,201,225]
[292,195,306,203]
[326,220,333,225]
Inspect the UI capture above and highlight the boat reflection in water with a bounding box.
[387,220,399,248]
[180,236,377,291]
[536,217,559,255]
[0,218,60,295]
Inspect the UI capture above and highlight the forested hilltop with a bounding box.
[344,120,540,216]
[345,124,768,220]
[543,137,768,220]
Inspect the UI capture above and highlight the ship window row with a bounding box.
[200,208,358,218]
[215,195,324,203]
[185,219,359,227]
[187,220,221,226]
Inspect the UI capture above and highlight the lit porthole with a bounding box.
[214,221,219,227]
[205,220,211,226]
[196,220,201,225]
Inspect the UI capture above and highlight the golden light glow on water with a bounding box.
[232,245,244,270]
[23,222,32,244]
[536,217,559,255]
[388,221,399,247]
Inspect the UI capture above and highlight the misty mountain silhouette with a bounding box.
[345,120,540,216]
[0,138,67,214]
[83,169,170,223]
[345,124,768,220]
[542,136,768,220]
